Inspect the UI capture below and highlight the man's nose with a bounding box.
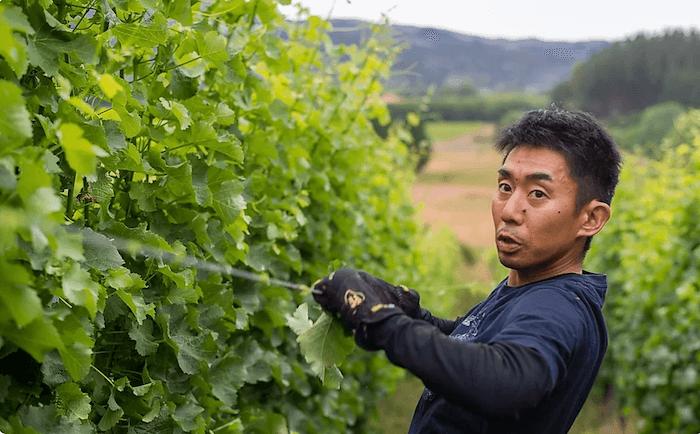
[500,191,526,225]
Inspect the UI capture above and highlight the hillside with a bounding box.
[329,19,610,93]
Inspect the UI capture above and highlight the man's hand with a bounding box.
[312,268,403,349]
[358,272,422,319]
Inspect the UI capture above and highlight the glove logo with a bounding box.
[344,289,365,309]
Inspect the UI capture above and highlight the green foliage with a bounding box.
[587,109,700,432]
[412,227,465,318]
[662,109,700,149]
[392,92,548,123]
[0,1,427,432]
[552,29,700,117]
[424,121,483,143]
[373,96,432,172]
[497,109,526,132]
[606,101,686,158]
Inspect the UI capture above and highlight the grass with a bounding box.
[425,120,485,142]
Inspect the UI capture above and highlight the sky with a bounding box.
[280,0,700,42]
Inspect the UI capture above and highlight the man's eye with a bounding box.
[498,183,511,193]
[530,190,547,199]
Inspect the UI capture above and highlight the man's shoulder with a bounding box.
[523,272,607,305]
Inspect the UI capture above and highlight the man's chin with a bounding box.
[497,252,522,270]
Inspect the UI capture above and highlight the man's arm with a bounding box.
[363,315,554,418]
[417,308,460,335]
[312,269,576,417]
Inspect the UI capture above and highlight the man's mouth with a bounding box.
[496,232,522,253]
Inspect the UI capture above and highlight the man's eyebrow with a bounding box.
[526,172,554,182]
[497,168,553,182]
[497,168,511,178]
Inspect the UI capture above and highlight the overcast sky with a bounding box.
[280,0,699,42]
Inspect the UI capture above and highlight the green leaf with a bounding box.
[27,32,98,76]
[158,305,214,374]
[0,261,42,327]
[55,228,85,261]
[209,356,246,406]
[172,398,204,432]
[20,404,91,433]
[2,316,63,362]
[61,262,100,318]
[17,157,51,202]
[105,266,145,290]
[0,80,32,152]
[159,266,200,304]
[286,303,312,335]
[41,351,70,387]
[111,22,168,50]
[97,406,123,431]
[0,157,16,190]
[296,311,353,388]
[208,166,246,223]
[241,409,288,434]
[167,0,192,25]
[128,319,159,356]
[0,6,33,76]
[2,6,33,34]
[160,98,191,130]
[97,73,124,99]
[81,228,125,271]
[55,383,91,422]
[190,156,212,206]
[57,314,94,381]
[198,31,229,68]
[58,123,107,177]
[112,104,142,138]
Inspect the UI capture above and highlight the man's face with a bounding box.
[491,145,584,272]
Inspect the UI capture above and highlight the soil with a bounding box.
[411,124,500,248]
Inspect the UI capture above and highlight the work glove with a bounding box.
[358,273,422,319]
[312,268,404,350]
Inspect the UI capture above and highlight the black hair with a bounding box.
[495,106,622,253]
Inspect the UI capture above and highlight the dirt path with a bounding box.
[411,124,501,248]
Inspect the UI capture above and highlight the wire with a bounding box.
[91,231,476,298]
[99,233,320,294]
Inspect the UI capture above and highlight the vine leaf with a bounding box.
[81,228,124,271]
[0,80,32,151]
[287,303,353,389]
[55,382,91,422]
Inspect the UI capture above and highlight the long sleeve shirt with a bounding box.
[364,272,609,434]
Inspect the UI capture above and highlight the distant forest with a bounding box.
[551,30,700,117]
[328,19,609,93]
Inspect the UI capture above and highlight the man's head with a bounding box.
[491,107,621,279]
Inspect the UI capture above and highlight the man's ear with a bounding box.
[577,200,611,238]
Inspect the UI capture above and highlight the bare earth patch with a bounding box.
[412,124,500,248]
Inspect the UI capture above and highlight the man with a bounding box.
[312,107,622,433]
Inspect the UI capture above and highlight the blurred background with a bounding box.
[283,2,700,433]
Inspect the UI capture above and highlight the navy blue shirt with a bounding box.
[369,272,608,434]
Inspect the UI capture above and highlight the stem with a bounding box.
[123,170,134,219]
[65,170,76,218]
[212,419,241,433]
[82,176,92,228]
[71,0,97,32]
[91,364,115,387]
[57,296,73,308]
[248,0,258,30]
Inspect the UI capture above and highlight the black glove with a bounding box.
[358,272,422,319]
[312,268,404,350]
